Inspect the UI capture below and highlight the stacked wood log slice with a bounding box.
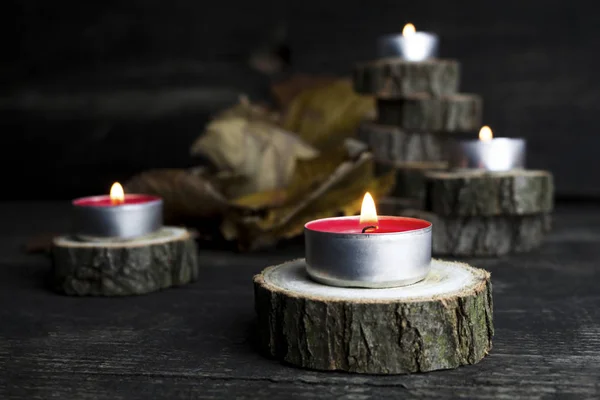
[353,58,460,97]
[52,227,200,296]
[353,57,482,210]
[377,93,483,132]
[403,209,551,256]
[353,55,554,255]
[403,170,554,256]
[358,122,444,163]
[424,170,554,217]
[254,258,493,374]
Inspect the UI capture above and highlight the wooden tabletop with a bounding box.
[1,202,599,399]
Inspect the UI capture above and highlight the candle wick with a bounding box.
[361,225,377,233]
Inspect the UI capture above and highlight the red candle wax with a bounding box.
[73,194,161,207]
[305,216,431,234]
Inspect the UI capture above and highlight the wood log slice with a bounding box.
[353,58,460,98]
[376,160,447,205]
[402,210,552,256]
[254,258,493,374]
[52,227,199,296]
[425,170,554,217]
[358,122,444,163]
[377,94,482,132]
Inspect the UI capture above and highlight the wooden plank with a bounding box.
[0,203,599,398]
[4,367,600,400]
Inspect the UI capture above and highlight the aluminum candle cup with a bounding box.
[447,138,526,171]
[304,216,432,288]
[377,32,439,61]
[72,195,163,240]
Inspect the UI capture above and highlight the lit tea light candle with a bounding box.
[377,23,439,61]
[448,126,526,171]
[304,192,432,288]
[72,182,163,240]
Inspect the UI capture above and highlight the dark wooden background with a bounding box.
[2,0,599,199]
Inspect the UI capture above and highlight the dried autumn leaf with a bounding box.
[190,116,318,198]
[282,80,376,150]
[270,169,395,241]
[222,149,396,250]
[229,188,287,210]
[225,145,349,212]
[257,152,375,233]
[125,168,230,223]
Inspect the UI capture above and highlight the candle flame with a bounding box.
[110,182,125,205]
[479,125,493,141]
[402,23,416,36]
[359,192,378,225]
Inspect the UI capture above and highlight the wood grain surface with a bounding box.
[1,202,600,398]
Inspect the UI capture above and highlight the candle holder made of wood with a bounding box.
[404,170,554,256]
[353,56,484,216]
[254,258,493,374]
[52,227,200,296]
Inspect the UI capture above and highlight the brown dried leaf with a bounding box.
[190,115,318,198]
[222,149,396,250]
[282,80,376,150]
[229,189,287,210]
[125,168,230,223]
[224,145,348,212]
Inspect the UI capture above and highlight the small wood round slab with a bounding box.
[377,94,482,132]
[52,227,199,296]
[254,259,493,374]
[358,122,444,163]
[403,209,552,256]
[353,58,460,98]
[425,170,554,217]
